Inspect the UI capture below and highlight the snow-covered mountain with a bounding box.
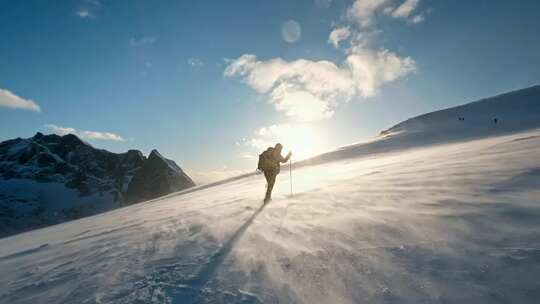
[0,86,539,303]
[0,133,195,237]
[303,85,540,166]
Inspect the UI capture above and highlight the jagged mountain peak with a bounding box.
[32,132,44,139]
[0,132,195,238]
[125,148,195,203]
[149,149,161,157]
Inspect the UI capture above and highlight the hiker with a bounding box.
[258,143,292,203]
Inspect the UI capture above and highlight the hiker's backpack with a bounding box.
[257,147,274,172]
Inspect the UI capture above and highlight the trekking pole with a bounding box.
[289,157,293,196]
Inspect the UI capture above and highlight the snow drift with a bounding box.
[0,86,539,303]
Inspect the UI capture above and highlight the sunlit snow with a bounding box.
[1,87,539,303]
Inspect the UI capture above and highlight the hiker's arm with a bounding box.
[280,152,292,163]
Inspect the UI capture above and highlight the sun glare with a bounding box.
[277,124,325,161]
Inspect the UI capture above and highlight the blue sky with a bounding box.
[1,0,540,183]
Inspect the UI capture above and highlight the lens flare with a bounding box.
[281,20,301,43]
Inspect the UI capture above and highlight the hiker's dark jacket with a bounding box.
[263,148,291,174]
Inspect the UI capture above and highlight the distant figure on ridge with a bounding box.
[494,118,498,124]
[258,143,292,203]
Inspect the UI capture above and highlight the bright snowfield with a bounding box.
[1,86,540,303]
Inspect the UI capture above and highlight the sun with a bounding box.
[254,123,327,161]
[278,124,325,161]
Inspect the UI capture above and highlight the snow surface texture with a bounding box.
[0,179,115,237]
[0,86,539,303]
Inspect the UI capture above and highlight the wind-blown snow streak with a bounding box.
[0,87,539,303]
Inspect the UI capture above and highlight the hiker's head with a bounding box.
[274,143,283,152]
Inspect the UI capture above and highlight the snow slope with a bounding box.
[304,85,540,166]
[0,86,539,303]
[0,179,116,237]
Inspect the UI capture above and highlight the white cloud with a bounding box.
[79,131,125,141]
[346,0,389,27]
[328,26,351,48]
[225,55,352,121]
[257,124,297,142]
[45,124,125,141]
[391,0,420,19]
[346,0,426,25]
[187,58,204,67]
[345,47,416,97]
[75,9,94,19]
[239,124,294,150]
[272,87,334,121]
[75,0,101,19]
[45,125,76,136]
[225,47,414,121]
[238,137,268,150]
[0,88,41,112]
[411,14,425,24]
[130,36,157,47]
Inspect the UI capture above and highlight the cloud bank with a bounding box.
[224,0,424,122]
[0,89,41,112]
[225,48,414,121]
[46,124,125,141]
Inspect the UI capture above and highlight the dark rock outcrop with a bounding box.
[0,133,195,237]
[125,150,195,202]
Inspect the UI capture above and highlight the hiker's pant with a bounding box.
[264,170,277,199]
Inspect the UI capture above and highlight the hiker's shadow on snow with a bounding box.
[174,203,267,303]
